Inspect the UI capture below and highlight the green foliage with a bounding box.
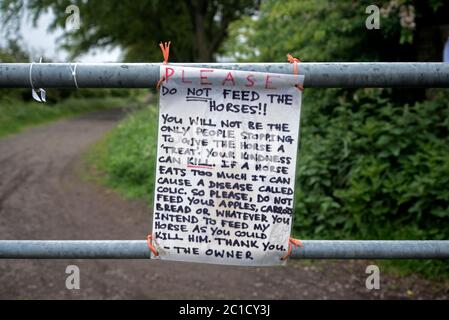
[88,106,158,201]
[0,97,128,138]
[224,0,448,62]
[295,89,449,243]
[1,0,259,61]
[225,0,375,62]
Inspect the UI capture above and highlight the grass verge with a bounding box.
[85,105,158,203]
[0,97,131,138]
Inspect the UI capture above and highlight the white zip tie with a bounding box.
[29,57,46,103]
[69,63,79,89]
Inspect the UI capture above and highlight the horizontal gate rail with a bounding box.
[0,240,448,259]
[1,62,448,260]
[0,62,449,88]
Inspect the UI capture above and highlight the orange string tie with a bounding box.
[156,75,166,91]
[156,41,171,90]
[159,41,171,65]
[146,234,159,257]
[280,237,303,261]
[287,53,303,92]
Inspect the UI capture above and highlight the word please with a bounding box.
[163,67,284,89]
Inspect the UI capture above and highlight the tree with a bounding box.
[224,0,449,63]
[0,0,259,62]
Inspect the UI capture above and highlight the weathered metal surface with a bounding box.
[1,63,449,88]
[0,240,448,259]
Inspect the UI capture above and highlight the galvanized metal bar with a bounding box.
[290,240,449,259]
[0,241,150,259]
[1,63,449,88]
[0,240,448,259]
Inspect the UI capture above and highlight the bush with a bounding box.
[292,88,449,277]
[295,89,449,240]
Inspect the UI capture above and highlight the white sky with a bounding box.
[19,10,122,62]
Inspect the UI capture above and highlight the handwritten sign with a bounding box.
[151,66,304,266]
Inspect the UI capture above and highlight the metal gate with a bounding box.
[0,62,448,259]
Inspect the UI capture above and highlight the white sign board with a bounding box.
[151,65,304,266]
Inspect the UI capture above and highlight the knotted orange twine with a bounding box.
[281,237,303,261]
[278,53,304,261]
[156,41,171,90]
[287,53,304,91]
[148,41,171,256]
[147,234,159,257]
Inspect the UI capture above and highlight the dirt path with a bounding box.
[0,108,447,299]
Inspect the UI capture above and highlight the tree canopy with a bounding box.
[0,0,259,62]
[223,0,449,63]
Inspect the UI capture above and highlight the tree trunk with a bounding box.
[192,7,213,62]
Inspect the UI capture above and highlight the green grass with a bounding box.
[0,97,130,138]
[86,105,159,203]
